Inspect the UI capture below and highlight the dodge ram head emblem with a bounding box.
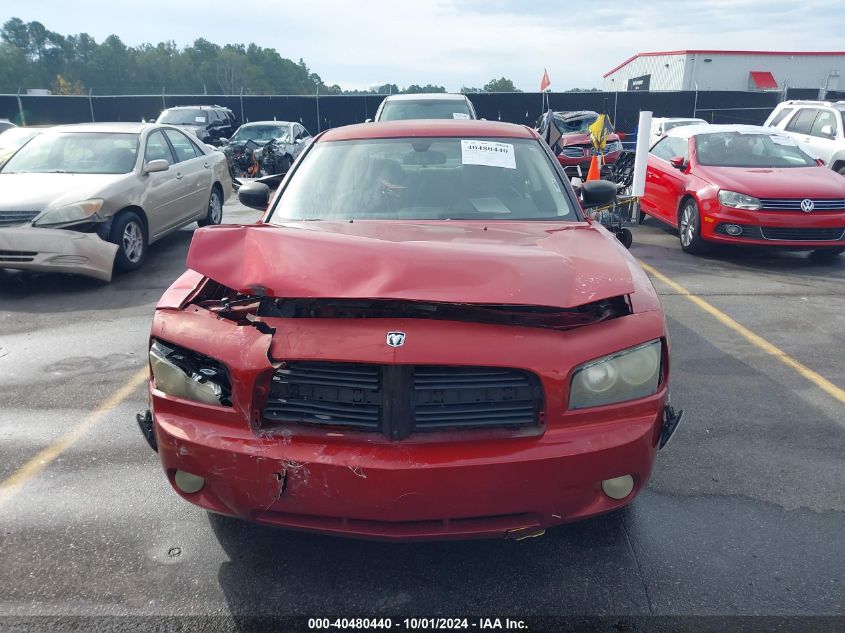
[386,332,406,347]
[800,199,815,212]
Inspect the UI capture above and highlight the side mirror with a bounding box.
[218,137,228,144]
[364,118,373,123]
[238,181,271,210]
[580,179,617,208]
[143,159,170,174]
[669,156,687,170]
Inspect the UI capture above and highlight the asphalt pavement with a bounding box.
[0,201,843,628]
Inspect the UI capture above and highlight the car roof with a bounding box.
[654,117,707,122]
[665,123,785,139]
[240,121,293,127]
[320,120,536,142]
[164,105,232,111]
[381,93,468,102]
[47,122,152,134]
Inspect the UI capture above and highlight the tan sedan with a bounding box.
[0,122,232,281]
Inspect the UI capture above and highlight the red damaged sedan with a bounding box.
[641,124,845,259]
[138,120,682,541]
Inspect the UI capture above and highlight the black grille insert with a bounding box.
[761,227,845,241]
[0,250,38,262]
[264,362,543,439]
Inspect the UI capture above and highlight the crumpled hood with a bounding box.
[0,172,127,211]
[696,165,845,198]
[185,221,636,309]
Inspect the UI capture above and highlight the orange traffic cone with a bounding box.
[586,155,600,181]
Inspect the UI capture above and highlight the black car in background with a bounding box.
[221,120,311,181]
[155,105,237,145]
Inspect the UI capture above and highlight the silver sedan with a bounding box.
[0,122,232,281]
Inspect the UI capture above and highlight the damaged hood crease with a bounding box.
[185,222,636,310]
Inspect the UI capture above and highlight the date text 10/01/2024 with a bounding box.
[308,618,529,630]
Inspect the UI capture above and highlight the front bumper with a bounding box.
[0,226,118,281]
[556,149,622,168]
[144,305,677,541]
[150,392,671,541]
[699,205,845,249]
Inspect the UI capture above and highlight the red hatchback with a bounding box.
[139,120,682,541]
[641,124,845,259]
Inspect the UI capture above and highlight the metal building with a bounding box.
[602,50,844,93]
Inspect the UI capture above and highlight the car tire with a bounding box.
[198,187,223,227]
[678,198,708,254]
[809,247,844,262]
[110,211,147,273]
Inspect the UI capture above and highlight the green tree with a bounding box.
[404,84,446,94]
[483,77,521,92]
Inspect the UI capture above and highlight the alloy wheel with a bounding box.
[209,191,223,224]
[679,204,695,247]
[122,221,144,263]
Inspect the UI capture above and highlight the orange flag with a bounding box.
[540,69,551,92]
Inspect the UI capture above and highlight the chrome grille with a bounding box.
[0,210,40,227]
[758,198,845,211]
[559,146,586,158]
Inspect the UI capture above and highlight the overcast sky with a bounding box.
[7,0,844,91]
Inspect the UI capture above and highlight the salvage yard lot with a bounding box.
[0,200,843,618]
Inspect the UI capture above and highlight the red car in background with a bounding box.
[641,124,845,259]
[540,110,623,173]
[139,120,682,541]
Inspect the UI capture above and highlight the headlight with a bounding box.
[569,340,662,409]
[718,190,761,210]
[34,199,104,227]
[602,140,622,154]
[149,339,232,407]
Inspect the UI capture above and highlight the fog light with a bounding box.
[174,470,205,494]
[725,224,742,236]
[601,475,634,500]
[49,255,89,264]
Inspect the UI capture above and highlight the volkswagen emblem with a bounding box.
[800,199,815,213]
[386,332,406,347]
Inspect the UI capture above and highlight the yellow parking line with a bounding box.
[640,261,845,405]
[0,366,149,508]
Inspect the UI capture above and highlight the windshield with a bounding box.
[269,137,576,222]
[230,124,288,144]
[379,100,472,121]
[695,132,817,168]
[553,113,597,134]
[1,132,140,174]
[0,127,40,148]
[158,109,208,125]
[664,120,705,132]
